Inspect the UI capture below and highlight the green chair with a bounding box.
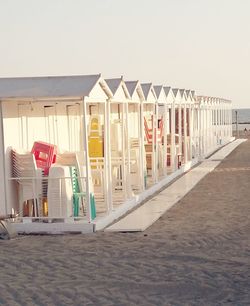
[70,166,96,219]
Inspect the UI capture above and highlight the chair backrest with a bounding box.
[56,152,77,166]
[75,152,94,194]
[12,149,37,181]
[31,141,57,175]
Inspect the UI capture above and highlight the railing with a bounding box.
[8,175,89,221]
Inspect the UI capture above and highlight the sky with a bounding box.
[0,0,250,108]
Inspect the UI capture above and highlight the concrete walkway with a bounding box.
[106,139,246,232]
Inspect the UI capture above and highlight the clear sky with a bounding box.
[0,0,249,108]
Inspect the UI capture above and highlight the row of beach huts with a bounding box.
[0,74,232,233]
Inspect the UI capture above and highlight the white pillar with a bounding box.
[104,100,109,212]
[183,103,187,163]
[154,103,158,182]
[189,103,193,160]
[200,105,205,157]
[205,105,209,155]
[140,102,145,190]
[178,103,182,161]
[82,98,91,222]
[163,103,168,176]
[171,102,176,172]
[208,103,211,152]
[106,100,113,211]
[125,102,132,198]
[121,103,127,199]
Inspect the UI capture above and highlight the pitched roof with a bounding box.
[163,86,171,97]
[125,81,138,97]
[185,90,191,97]
[0,74,102,99]
[105,78,122,95]
[141,83,152,100]
[179,89,186,98]
[153,85,163,99]
[172,88,179,97]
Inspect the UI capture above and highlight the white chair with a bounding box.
[12,149,44,217]
[47,165,73,218]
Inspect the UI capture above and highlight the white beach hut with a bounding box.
[105,77,132,208]
[153,85,168,179]
[0,74,113,232]
[188,90,200,159]
[141,83,158,185]
[179,89,189,164]
[184,89,196,162]
[172,88,183,167]
[125,80,145,192]
[163,86,177,172]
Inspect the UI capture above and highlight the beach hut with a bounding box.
[197,95,207,156]
[141,83,158,185]
[105,77,132,208]
[172,88,183,167]
[207,96,214,152]
[153,85,168,178]
[125,80,145,192]
[163,86,177,172]
[189,90,200,159]
[197,95,233,157]
[179,89,189,163]
[0,74,113,232]
[222,99,232,142]
[184,89,196,162]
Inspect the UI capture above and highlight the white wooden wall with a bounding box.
[2,100,83,213]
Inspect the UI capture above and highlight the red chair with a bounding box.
[144,116,164,144]
[31,141,57,175]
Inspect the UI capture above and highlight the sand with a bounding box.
[0,140,250,305]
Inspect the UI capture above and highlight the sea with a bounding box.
[232,108,250,131]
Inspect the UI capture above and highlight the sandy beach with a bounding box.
[1,140,250,306]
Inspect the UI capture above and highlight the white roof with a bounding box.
[0,74,110,99]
